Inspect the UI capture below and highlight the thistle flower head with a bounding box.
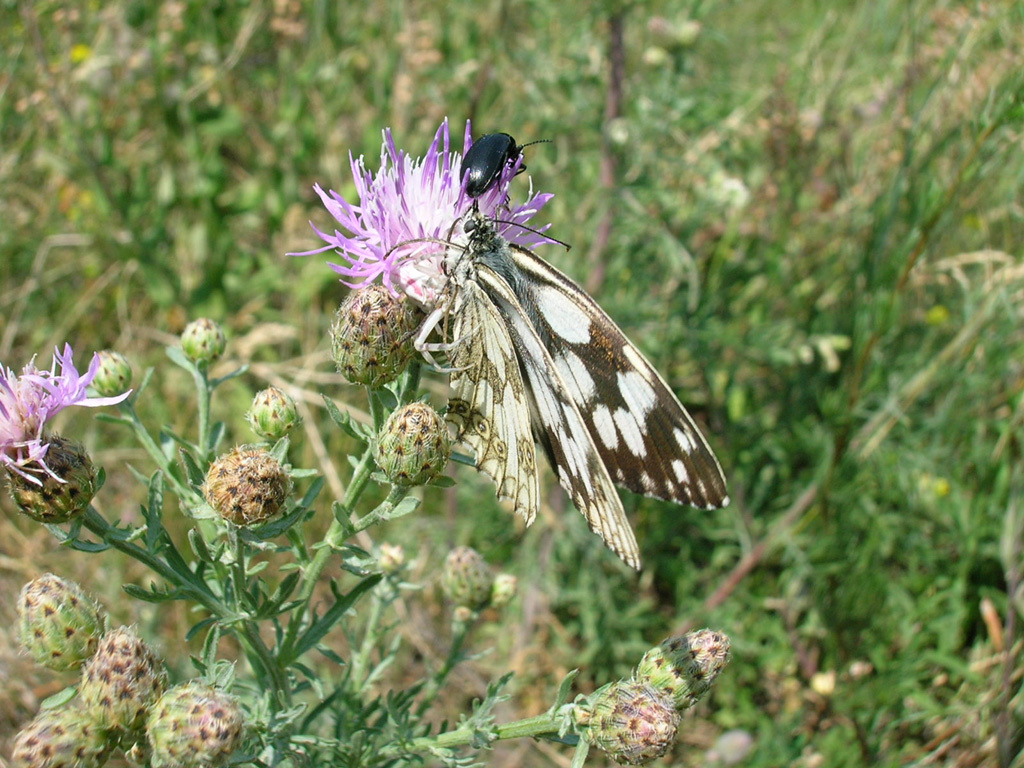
[289,119,556,306]
[246,386,301,441]
[374,402,451,486]
[12,707,111,768]
[331,285,421,388]
[18,573,107,672]
[0,344,130,485]
[203,446,292,527]
[635,629,731,710]
[147,682,245,768]
[80,625,168,734]
[575,680,681,766]
[441,546,494,610]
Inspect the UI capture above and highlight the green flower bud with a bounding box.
[331,285,419,388]
[11,707,111,768]
[203,446,292,526]
[7,435,97,524]
[80,626,168,733]
[18,574,106,672]
[181,318,227,363]
[91,350,133,398]
[441,546,493,610]
[647,16,701,50]
[575,680,680,766]
[147,682,245,768]
[490,573,518,609]
[635,629,731,710]
[378,543,406,574]
[246,386,301,441]
[374,403,451,486]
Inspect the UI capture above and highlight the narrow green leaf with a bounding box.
[289,575,382,662]
[323,396,372,442]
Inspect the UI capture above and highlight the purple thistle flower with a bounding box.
[289,119,556,305]
[0,344,130,484]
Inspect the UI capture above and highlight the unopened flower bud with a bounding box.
[379,543,406,573]
[648,16,701,49]
[374,403,450,486]
[441,546,493,610]
[18,574,106,672]
[452,605,474,624]
[706,729,754,765]
[7,435,97,524]
[331,285,419,388]
[181,318,226,363]
[635,629,731,710]
[91,350,133,399]
[11,707,111,768]
[575,680,680,766]
[80,626,168,733]
[490,573,518,609]
[246,387,301,441]
[147,682,245,768]
[204,446,292,526]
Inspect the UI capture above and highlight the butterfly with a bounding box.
[415,207,729,570]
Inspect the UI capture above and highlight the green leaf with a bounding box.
[165,344,196,372]
[189,528,216,563]
[323,395,372,442]
[40,686,79,710]
[250,501,313,541]
[185,617,217,643]
[143,471,166,551]
[287,575,383,663]
[374,386,398,411]
[208,420,227,452]
[552,669,580,710]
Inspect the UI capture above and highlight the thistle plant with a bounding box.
[4,121,731,766]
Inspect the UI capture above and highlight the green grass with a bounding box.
[3,0,1024,765]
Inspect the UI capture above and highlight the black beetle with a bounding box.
[461,133,547,198]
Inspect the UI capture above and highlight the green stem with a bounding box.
[415,616,473,718]
[238,622,293,709]
[192,364,212,458]
[80,509,291,706]
[80,509,223,615]
[352,485,408,534]
[389,710,571,756]
[295,443,376,604]
[348,580,388,693]
[294,386,392,604]
[118,401,199,504]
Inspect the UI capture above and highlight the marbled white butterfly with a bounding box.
[415,204,729,570]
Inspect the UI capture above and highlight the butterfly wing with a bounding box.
[446,280,540,525]
[473,264,642,569]
[506,245,729,511]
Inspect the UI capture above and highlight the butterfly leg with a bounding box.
[413,305,470,372]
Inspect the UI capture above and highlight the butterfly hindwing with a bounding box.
[446,279,540,525]
[472,265,642,568]
[504,244,730,510]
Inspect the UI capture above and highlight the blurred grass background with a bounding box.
[2,0,1023,765]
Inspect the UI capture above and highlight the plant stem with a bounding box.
[296,443,376,603]
[193,363,212,458]
[415,616,472,718]
[388,710,572,756]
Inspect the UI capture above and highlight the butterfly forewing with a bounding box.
[473,265,642,569]
[446,279,540,525]
[433,209,727,570]
[505,244,729,510]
